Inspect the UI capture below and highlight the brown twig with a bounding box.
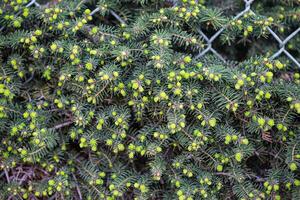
[72,173,83,200]
[53,120,74,130]
[4,169,10,183]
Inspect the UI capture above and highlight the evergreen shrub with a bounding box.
[0,0,300,199]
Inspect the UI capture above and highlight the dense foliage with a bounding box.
[0,0,300,199]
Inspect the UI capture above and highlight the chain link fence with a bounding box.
[195,0,300,68]
[1,0,299,67]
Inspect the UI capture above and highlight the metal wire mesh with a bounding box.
[195,0,300,68]
[1,0,299,67]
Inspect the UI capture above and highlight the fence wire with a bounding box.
[1,0,299,68]
[195,0,300,68]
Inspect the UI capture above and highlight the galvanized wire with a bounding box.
[195,0,300,68]
[1,0,299,67]
[89,7,126,25]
